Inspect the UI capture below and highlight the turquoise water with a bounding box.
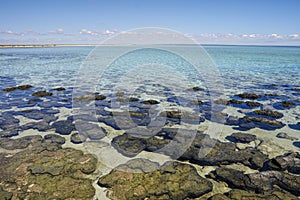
[1,45,299,92]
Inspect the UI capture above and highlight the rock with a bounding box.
[44,134,66,145]
[228,189,298,200]
[21,121,52,131]
[229,132,257,143]
[0,187,12,200]
[98,159,213,200]
[212,167,300,196]
[276,132,298,141]
[209,193,231,200]
[228,99,244,104]
[240,116,285,130]
[129,97,139,102]
[53,87,66,91]
[95,94,106,100]
[245,101,261,107]
[190,100,204,105]
[180,132,268,169]
[190,86,203,91]
[264,152,300,174]
[0,135,43,150]
[0,146,97,199]
[141,99,159,105]
[52,120,75,135]
[0,129,19,138]
[281,101,296,108]
[32,90,53,97]
[214,99,229,105]
[253,109,284,119]
[70,132,86,144]
[237,93,260,99]
[2,84,33,92]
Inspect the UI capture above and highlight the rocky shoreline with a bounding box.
[0,81,299,199]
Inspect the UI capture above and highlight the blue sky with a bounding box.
[1,0,300,44]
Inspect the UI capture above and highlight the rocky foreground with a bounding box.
[0,82,299,199]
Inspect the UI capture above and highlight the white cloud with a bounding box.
[48,28,64,34]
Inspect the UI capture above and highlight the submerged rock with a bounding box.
[141,99,159,105]
[70,132,87,144]
[239,116,285,130]
[2,84,33,92]
[0,135,43,150]
[228,132,257,143]
[98,159,213,200]
[281,101,296,108]
[53,87,66,91]
[211,167,300,196]
[252,109,284,119]
[237,93,260,99]
[245,101,262,107]
[52,120,75,135]
[227,189,298,200]
[32,90,53,97]
[276,132,298,141]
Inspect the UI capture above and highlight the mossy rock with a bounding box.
[98,159,213,200]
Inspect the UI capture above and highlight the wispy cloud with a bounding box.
[48,28,64,34]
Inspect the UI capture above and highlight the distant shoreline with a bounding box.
[1,44,300,48]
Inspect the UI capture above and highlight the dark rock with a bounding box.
[180,132,268,169]
[245,101,262,107]
[32,90,53,97]
[53,87,66,91]
[276,132,298,141]
[212,167,300,196]
[229,99,244,104]
[21,121,52,131]
[281,101,296,108]
[129,97,139,102]
[75,121,107,140]
[71,132,86,144]
[95,94,106,100]
[228,132,257,143]
[190,86,203,91]
[44,134,66,145]
[264,152,300,174]
[240,116,285,130]
[142,99,159,105]
[227,189,298,200]
[214,99,229,105]
[2,84,33,92]
[237,93,260,99]
[52,120,75,135]
[98,159,213,200]
[252,109,284,119]
[189,100,204,105]
[0,129,19,138]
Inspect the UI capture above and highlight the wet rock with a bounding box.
[180,132,268,169]
[209,193,230,200]
[246,101,262,107]
[21,121,52,131]
[239,116,285,130]
[228,99,244,104]
[0,146,97,199]
[32,90,53,97]
[189,86,203,91]
[0,129,19,138]
[228,132,257,143]
[237,93,260,99]
[52,120,75,135]
[17,109,57,121]
[252,109,284,119]
[71,132,86,144]
[281,101,296,108]
[0,135,43,150]
[2,84,33,92]
[98,159,213,200]
[276,132,298,141]
[227,189,298,200]
[190,100,204,105]
[44,134,66,145]
[212,167,300,196]
[289,122,300,130]
[53,87,66,91]
[95,94,106,100]
[141,99,159,105]
[214,99,229,105]
[129,97,139,102]
[265,152,300,174]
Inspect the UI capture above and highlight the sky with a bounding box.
[0,0,300,45]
